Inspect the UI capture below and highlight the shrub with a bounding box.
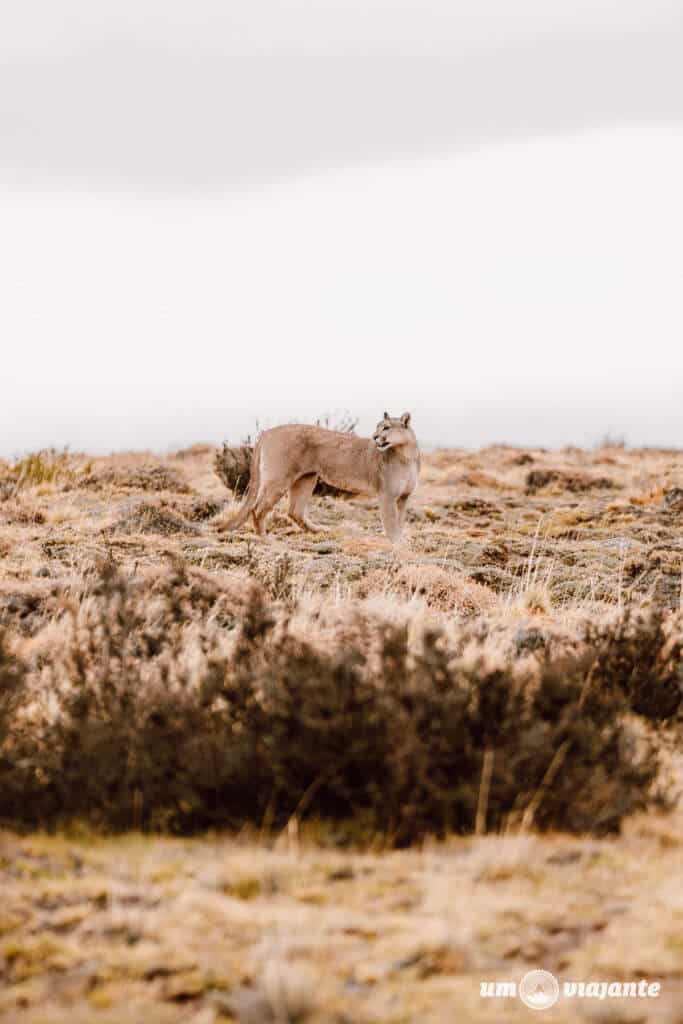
[583,607,683,721]
[0,632,28,813]
[109,501,199,536]
[525,469,617,494]
[214,443,253,498]
[0,569,674,840]
[80,463,190,493]
[0,632,25,745]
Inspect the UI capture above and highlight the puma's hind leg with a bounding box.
[252,478,289,537]
[287,474,322,532]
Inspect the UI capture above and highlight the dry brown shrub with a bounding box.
[0,499,46,525]
[0,631,25,747]
[357,565,497,616]
[0,581,63,637]
[214,443,253,498]
[444,471,504,489]
[108,501,199,537]
[526,469,617,494]
[81,463,190,493]
[0,566,674,840]
[186,498,223,521]
[422,448,468,472]
[172,443,214,459]
[662,487,683,512]
[143,560,252,627]
[584,606,683,721]
[445,497,498,516]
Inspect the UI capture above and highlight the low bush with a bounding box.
[525,469,617,494]
[109,501,199,537]
[214,443,253,497]
[584,608,683,721]
[0,632,25,744]
[0,568,675,841]
[80,463,190,493]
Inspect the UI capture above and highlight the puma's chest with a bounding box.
[384,460,419,499]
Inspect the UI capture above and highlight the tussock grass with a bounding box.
[0,448,79,494]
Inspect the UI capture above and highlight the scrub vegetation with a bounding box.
[1,435,682,1021]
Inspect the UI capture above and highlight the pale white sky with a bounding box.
[1,2,682,455]
[3,0,680,58]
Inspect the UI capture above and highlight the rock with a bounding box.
[229,988,274,1024]
[312,542,338,555]
[604,536,636,550]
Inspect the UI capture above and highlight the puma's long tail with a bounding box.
[222,438,262,531]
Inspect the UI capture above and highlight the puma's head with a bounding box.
[373,411,415,452]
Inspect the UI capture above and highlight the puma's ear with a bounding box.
[383,411,389,420]
[401,412,412,427]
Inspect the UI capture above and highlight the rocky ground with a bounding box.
[1,439,683,1022]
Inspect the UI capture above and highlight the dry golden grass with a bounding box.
[3,441,683,635]
[1,441,683,1021]
[1,819,682,1023]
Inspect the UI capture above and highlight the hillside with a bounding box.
[1,439,682,1021]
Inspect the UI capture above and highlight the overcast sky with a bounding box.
[2,1,682,455]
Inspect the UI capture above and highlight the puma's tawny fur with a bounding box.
[222,412,420,542]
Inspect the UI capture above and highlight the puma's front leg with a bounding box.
[397,495,410,533]
[379,493,402,543]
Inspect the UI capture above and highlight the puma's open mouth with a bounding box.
[375,439,391,451]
